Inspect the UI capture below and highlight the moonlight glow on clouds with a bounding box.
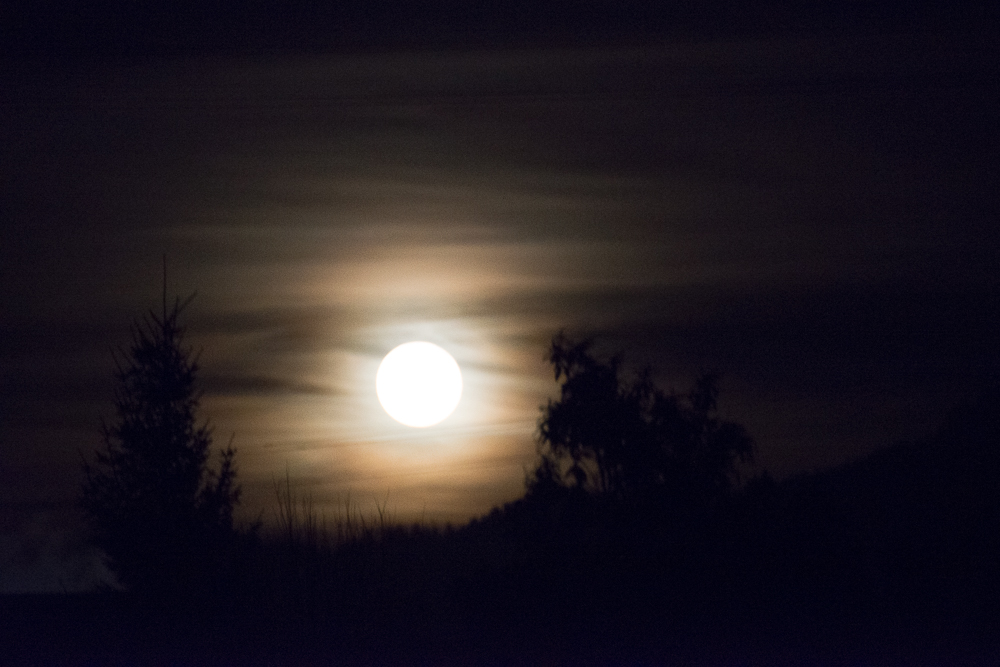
[1,32,997,595]
[64,40,1000,525]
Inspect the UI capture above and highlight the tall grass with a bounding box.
[249,474,540,632]
[253,473,420,621]
[271,471,390,551]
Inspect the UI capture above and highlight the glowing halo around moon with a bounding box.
[376,341,463,427]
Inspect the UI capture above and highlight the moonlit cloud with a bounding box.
[1,32,997,588]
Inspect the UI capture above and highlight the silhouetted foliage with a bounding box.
[530,332,755,510]
[81,295,242,599]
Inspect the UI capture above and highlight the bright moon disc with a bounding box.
[376,342,463,427]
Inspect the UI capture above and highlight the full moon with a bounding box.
[376,341,463,428]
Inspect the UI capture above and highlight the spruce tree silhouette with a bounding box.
[81,292,242,601]
[531,332,754,509]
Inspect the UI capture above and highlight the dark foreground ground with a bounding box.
[3,592,999,666]
[8,392,1000,665]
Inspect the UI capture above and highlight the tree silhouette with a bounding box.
[530,332,754,509]
[81,294,242,599]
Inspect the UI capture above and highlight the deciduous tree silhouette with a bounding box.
[81,294,242,599]
[530,332,754,510]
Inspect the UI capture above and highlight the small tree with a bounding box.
[82,294,241,598]
[530,332,754,509]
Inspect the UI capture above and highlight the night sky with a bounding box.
[2,1,997,592]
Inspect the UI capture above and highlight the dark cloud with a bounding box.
[200,374,339,398]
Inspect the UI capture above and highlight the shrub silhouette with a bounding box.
[531,332,755,510]
[81,294,242,599]
[505,333,761,622]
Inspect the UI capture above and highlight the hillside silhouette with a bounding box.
[5,332,1000,664]
[731,385,1000,630]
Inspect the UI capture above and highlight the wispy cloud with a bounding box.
[1,34,996,588]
